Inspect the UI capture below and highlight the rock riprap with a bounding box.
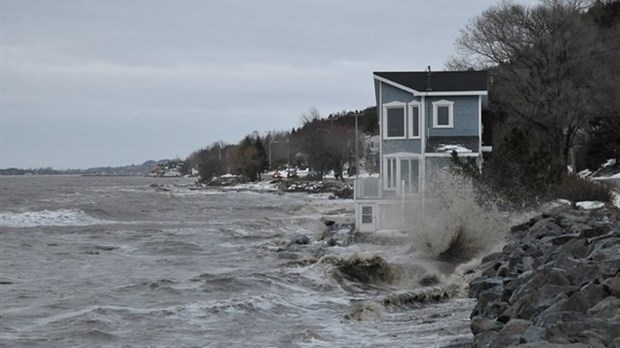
[468,202,620,347]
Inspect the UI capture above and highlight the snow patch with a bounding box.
[613,192,620,210]
[576,201,605,210]
[602,158,617,168]
[577,169,592,178]
[435,144,473,153]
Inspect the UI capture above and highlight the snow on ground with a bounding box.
[575,201,606,210]
[225,180,279,192]
[613,192,620,210]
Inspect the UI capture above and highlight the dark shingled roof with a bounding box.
[374,71,488,92]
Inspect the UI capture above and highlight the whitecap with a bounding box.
[0,208,109,228]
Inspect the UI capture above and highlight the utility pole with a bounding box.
[355,112,359,180]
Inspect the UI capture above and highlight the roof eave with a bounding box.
[373,74,420,95]
[373,74,488,96]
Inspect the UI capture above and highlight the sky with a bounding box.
[1,0,536,169]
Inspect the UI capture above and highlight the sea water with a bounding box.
[0,176,475,347]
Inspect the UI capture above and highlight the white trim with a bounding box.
[421,96,426,155]
[432,99,454,128]
[378,84,383,198]
[478,95,483,161]
[373,75,487,96]
[425,152,480,157]
[481,146,493,152]
[382,101,407,140]
[384,152,420,159]
[408,100,421,139]
[423,91,487,96]
[374,75,418,95]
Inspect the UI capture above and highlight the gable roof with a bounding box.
[374,70,488,93]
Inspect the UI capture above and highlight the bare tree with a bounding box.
[448,0,617,173]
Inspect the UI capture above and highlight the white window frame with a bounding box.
[382,101,407,140]
[383,153,421,193]
[408,100,421,139]
[432,99,454,128]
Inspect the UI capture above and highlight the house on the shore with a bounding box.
[354,69,491,232]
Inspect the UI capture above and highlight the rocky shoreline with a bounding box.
[467,201,620,347]
[198,177,354,199]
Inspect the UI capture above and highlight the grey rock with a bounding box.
[522,256,534,272]
[520,325,545,344]
[476,286,504,316]
[472,330,499,348]
[469,276,503,298]
[603,275,620,297]
[518,343,590,348]
[588,296,620,320]
[540,200,573,216]
[529,217,563,238]
[289,234,310,245]
[470,316,504,335]
[546,317,617,347]
[500,318,532,336]
[534,297,568,327]
[563,283,606,313]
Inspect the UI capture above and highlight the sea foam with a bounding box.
[0,208,108,228]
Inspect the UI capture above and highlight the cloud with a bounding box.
[2,0,512,168]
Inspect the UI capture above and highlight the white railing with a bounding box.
[354,176,381,199]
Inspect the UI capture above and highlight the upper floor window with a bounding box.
[383,102,406,139]
[408,101,421,139]
[433,99,454,128]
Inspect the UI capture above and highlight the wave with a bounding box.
[0,209,110,228]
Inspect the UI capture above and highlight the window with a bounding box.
[400,158,420,193]
[433,99,454,128]
[384,155,420,193]
[383,102,406,139]
[386,157,397,189]
[361,206,373,224]
[408,101,421,138]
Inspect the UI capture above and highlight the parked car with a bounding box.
[286,168,298,178]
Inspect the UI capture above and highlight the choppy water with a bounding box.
[0,176,475,347]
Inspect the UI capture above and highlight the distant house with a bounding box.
[354,69,490,232]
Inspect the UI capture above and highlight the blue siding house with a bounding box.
[355,69,490,232]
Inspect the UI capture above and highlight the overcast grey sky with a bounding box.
[1,0,534,169]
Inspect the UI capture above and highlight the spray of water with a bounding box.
[405,169,508,264]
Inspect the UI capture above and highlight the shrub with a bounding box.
[550,174,613,203]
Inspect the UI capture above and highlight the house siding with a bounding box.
[381,82,414,104]
[425,96,479,137]
[383,140,422,154]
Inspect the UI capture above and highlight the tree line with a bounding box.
[184,107,377,182]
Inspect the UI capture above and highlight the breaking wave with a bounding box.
[0,208,110,228]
